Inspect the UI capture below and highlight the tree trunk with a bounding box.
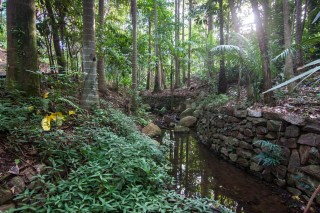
[207,13,213,78]
[6,0,39,96]
[44,0,66,73]
[228,0,240,33]
[250,0,273,104]
[153,0,162,93]
[187,0,192,87]
[283,0,294,91]
[182,0,186,83]
[97,0,108,93]
[80,0,99,108]
[131,0,138,112]
[218,0,227,94]
[295,0,304,72]
[146,16,152,90]
[174,0,180,88]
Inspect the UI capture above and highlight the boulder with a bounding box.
[0,189,13,205]
[283,114,306,126]
[288,150,300,173]
[180,108,194,119]
[299,145,311,165]
[286,187,302,196]
[0,203,15,212]
[243,129,253,137]
[250,162,263,172]
[267,120,284,132]
[174,125,190,133]
[300,165,320,180]
[236,148,253,159]
[302,122,320,134]
[239,141,253,149]
[179,116,197,127]
[234,109,247,118]
[229,154,238,162]
[237,158,249,167]
[263,112,282,120]
[285,125,300,138]
[193,110,202,118]
[142,123,162,138]
[247,108,262,118]
[247,117,267,126]
[256,126,268,135]
[298,133,320,146]
[7,176,25,195]
[272,165,287,179]
[279,137,297,148]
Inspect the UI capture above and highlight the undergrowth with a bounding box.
[4,101,231,212]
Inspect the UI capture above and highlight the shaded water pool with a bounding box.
[162,131,301,213]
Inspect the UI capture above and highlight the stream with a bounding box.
[162,130,302,213]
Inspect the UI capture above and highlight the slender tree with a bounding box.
[207,12,213,78]
[283,0,294,91]
[174,0,180,88]
[217,0,227,94]
[81,0,99,108]
[187,0,192,87]
[131,0,138,111]
[228,0,240,33]
[97,0,108,93]
[146,16,152,90]
[6,0,39,96]
[250,0,273,104]
[295,0,304,72]
[182,0,186,83]
[44,0,66,73]
[153,0,162,93]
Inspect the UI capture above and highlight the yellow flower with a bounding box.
[68,110,76,115]
[43,92,49,99]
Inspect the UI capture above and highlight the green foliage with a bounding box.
[12,105,230,212]
[253,140,283,167]
[0,101,30,132]
[197,93,229,108]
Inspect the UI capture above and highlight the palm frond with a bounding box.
[272,48,295,62]
[262,64,320,94]
[312,11,320,24]
[211,45,243,54]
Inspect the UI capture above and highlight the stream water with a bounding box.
[162,131,302,213]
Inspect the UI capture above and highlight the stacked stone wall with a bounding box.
[196,106,320,204]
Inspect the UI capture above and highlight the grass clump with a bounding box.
[11,106,230,212]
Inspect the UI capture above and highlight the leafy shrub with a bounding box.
[253,140,283,167]
[13,107,231,212]
[0,101,30,132]
[197,94,229,108]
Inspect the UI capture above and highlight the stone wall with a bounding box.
[196,106,320,204]
[0,164,46,211]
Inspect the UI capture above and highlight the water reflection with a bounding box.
[164,131,298,213]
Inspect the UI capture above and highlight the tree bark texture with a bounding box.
[153,0,162,93]
[97,0,108,93]
[182,0,186,83]
[146,17,152,90]
[218,0,227,94]
[131,0,138,111]
[207,13,213,78]
[295,0,304,71]
[283,0,294,91]
[6,0,39,96]
[187,0,192,87]
[250,0,273,104]
[81,0,99,108]
[44,0,66,73]
[174,0,180,88]
[228,0,240,33]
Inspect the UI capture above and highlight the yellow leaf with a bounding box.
[41,115,51,131]
[43,92,49,99]
[68,110,76,115]
[27,106,34,112]
[49,112,65,127]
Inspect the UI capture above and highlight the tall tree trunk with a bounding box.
[295,0,304,72]
[283,0,294,92]
[131,0,138,112]
[218,0,227,94]
[250,0,273,104]
[44,0,66,73]
[97,0,108,93]
[207,13,213,78]
[187,0,192,87]
[6,0,39,96]
[174,0,180,88]
[153,0,162,93]
[81,0,99,108]
[182,0,186,83]
[146,16,152,90]
[228,0,240,33]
